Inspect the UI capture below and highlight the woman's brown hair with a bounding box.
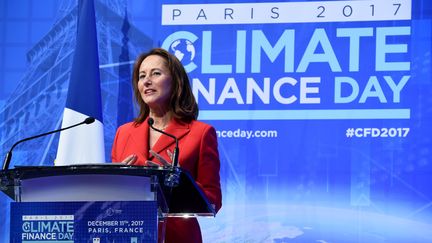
[131,48,198,124]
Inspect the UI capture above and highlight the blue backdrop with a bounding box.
[1,0,431,242]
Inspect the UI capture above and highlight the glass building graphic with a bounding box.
[0,0,151,167]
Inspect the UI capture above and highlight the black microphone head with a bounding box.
[148,117,154,126]
[84,117,95,124]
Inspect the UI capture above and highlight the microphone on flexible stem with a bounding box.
[2,117,95,171]
[148,117,181,188]
[148,117,179,168]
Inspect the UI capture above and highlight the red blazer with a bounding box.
[112,118,222,243]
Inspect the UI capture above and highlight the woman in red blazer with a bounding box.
[111,48,222,243]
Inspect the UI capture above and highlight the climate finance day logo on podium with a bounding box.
[21,215,74,242]
[11,201,158,242]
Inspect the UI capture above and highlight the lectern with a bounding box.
[0,164,215,242]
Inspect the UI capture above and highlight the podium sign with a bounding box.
[10,201,157,243]
[1,165,216,242]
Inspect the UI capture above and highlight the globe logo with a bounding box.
[170,39,196,65]
[22,222,31,232]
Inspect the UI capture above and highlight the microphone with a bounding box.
[148,117,179,168]
[2,117,96,170]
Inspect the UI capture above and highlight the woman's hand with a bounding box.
[149,149,172,166]
[122,154,138,165]
[121,150,172,166]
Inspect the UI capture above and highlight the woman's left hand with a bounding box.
[122,154,138,165]
[149,149,172,166]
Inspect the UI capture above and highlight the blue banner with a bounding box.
[1,0,431,242]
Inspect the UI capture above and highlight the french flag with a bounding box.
[55,0,105,165]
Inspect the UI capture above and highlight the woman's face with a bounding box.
[137,55,173,110]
